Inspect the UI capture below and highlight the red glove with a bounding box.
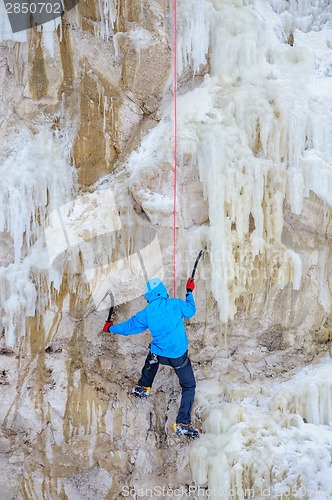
[186,277,195,292]
[103,321,113,332]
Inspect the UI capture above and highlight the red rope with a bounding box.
[173,0,177,298]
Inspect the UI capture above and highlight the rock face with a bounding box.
[0,0,332,498]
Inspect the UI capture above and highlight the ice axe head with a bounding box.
[191,248,205,280]
[106,291,115,322]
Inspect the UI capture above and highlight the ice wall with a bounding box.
[0,0,171,349]
[0,129,74,347]
[0,0,331,496]
[128,0,332,320]
[191,357,332,499]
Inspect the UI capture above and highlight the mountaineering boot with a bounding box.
[173,423,200,439]
[131,385,151,398]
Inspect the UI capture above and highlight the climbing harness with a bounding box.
[174,357,189,370]
[147,350,159,370]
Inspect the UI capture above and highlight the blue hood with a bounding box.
[145,278,168,303]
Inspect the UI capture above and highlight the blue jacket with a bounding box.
[109,279,196,358]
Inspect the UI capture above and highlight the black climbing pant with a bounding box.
[138,350,196,425]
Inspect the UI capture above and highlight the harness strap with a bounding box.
[174,357,189,370]
[147,352,159,370]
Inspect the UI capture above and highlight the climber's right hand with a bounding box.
[186,277,195,292]
[103,321,113,332]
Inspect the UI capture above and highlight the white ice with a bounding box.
[191,356,332,499]
[127,0,332,320]
[0,128,74,347]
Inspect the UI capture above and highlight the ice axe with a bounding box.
[191,248,205,281]
[106,290,115,323]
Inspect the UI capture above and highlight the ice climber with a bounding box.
[103,277,199,438]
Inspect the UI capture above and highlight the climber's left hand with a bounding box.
[103,321,113,332]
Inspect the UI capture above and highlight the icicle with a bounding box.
[0,128,74,347]
[0,129,73,261]
[176,0,214,77]
[272,361,332,425]
[287,249,302,290]
[190,358,332,499]
[96,0,117,39]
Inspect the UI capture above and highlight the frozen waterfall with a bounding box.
[0,0,331,497]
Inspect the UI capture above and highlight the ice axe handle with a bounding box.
[191,249,204,280]
[106,306,114,323]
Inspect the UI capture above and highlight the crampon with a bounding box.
[131,385,150,398]
[173,423,200,439]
